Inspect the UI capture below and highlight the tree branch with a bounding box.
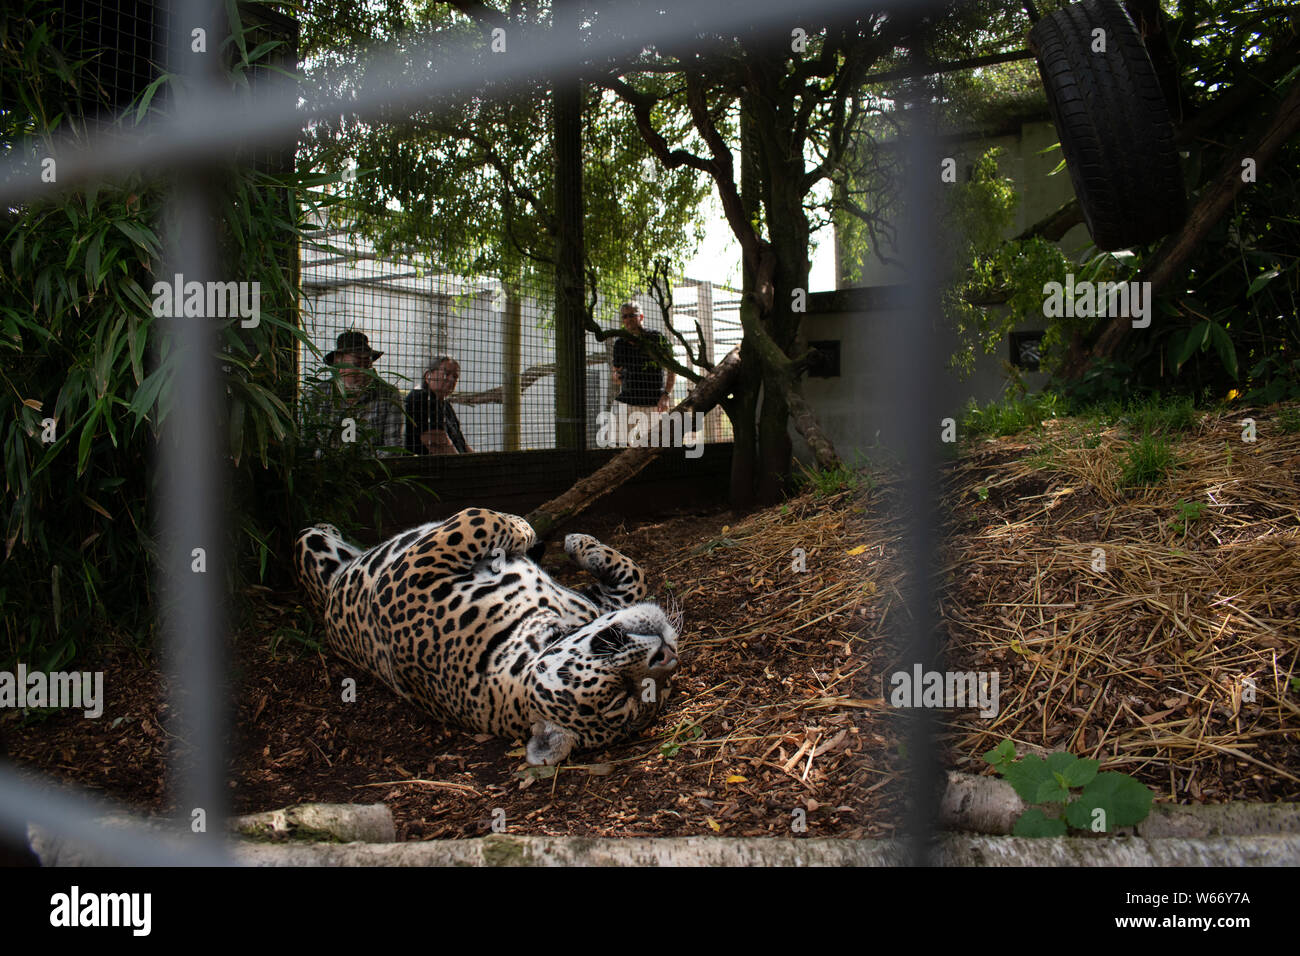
[649,258,711,373]
[452,355,609,405]
[1013,198,1082,243]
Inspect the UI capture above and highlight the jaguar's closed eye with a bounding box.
[590,626,628,654]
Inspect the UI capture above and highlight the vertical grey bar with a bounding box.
[157,0,229,859]
[869,43,955,866]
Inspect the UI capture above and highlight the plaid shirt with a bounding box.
[306,376,408,458]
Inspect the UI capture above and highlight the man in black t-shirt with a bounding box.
[404,356,471,455]
[610,303,675,445]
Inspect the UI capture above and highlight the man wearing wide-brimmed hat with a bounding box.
[308,329,406,457]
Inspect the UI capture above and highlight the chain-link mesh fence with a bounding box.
[0,0,949,866]
[296,214,739,463]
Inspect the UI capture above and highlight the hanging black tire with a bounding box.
[1028,0,1186,251]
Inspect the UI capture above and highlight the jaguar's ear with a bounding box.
[526,721,577,766]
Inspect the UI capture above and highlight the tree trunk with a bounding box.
[786,386,838,471]
[1060,76,1300,380]
[503,280,522,452]
[552,0,586,451]
[729,100,762,508]
[727,339,760,510]
[756,377,791,502]
[526,347,742,540]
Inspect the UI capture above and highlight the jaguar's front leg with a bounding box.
[401,508,536,577]
[564,533,648,612]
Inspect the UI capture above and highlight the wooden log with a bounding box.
[524,346,741,540]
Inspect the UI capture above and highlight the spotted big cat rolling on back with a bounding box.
[294,508,680,765]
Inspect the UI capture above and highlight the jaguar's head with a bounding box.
[525,602,680,765]
[293,523,363,616]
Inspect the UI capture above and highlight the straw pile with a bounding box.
[941,404,1300,801]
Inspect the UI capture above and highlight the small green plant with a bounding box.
[960,393,1063,439]
[975,485,990,501]
[983,740,1154,836]
[1120,435,1178,487]
[1171,498,1207,536]
[660,720,704,758]
[1277,407,1300,434]
[1124,395,1195,436]
[267,623,322,660]
[795,459,872,497]
[1023,445,1063,472]
[689,536,738,556]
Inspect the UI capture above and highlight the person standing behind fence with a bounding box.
[610,303,675,445]
[309,329,406,457]
[405,356,472,455]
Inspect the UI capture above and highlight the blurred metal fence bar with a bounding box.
[0,0,950,205]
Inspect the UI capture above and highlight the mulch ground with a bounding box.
[4,491,904,840]
[4,402,1297,839]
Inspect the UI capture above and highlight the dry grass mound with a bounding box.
[943,402,1300,802]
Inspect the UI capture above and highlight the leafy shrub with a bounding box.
[983,740,1154,836]
[0,3,427,666]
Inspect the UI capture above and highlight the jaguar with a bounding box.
[294,508,680,765]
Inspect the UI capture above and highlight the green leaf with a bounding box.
[1065,772,1154,831]
[229,396,246,467]
[134,73,172,124]
[1034,776,1070,804]
[76,402,102,477]
[1045,751,1076,774]
[982,738,1016,769]
[84,229,104,289]
[1171,321,1210,371]
[1002,755,1054,804]
[128,367,170,429]
[1207,321,1239,380]
[1013,809,1067,838]
[225,0,249,63]
[244,39,284,65]
[1062,757,1099,788]
[1246,269,1279,297]
[113,220,161,256]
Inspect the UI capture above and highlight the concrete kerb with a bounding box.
[226,832,1300,867]
[26,799,1300,866]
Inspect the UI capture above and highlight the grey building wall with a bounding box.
[796,119,1091,463]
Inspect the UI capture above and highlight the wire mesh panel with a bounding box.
[296,206,740,469]
[0,0,979,869]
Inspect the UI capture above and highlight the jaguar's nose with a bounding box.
[648,642,678,672]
